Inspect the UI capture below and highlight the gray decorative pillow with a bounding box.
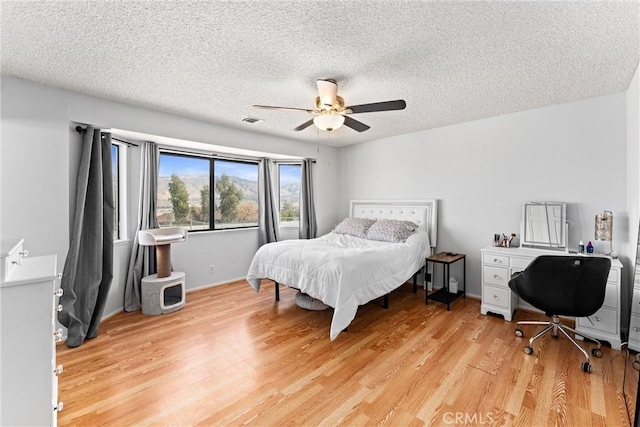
[295,292,329,311]
[365,219,418,243]
[333,217,376,238]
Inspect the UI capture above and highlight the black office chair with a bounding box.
[508,255,611,373]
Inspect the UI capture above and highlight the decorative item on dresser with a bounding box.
[595,210,614,256]
[481,245,623,349]
[0,238,63,426]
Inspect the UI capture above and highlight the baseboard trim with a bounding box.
[186,277,247,293]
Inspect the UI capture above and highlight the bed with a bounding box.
[246,199,438,340]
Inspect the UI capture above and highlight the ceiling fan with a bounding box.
[253,79,406,132]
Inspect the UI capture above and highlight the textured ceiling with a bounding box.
[2,1,639,147]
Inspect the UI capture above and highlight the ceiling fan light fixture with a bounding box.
[313,113,345,131]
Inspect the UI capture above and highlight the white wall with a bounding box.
[338,93,629,299]
[1,76,340,318]
[2,75,635,324]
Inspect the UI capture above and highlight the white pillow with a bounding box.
[333,217,376,238]
[365,219,418,243]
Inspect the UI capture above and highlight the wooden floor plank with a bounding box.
[56,280,638,426]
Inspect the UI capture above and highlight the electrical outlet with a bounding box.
[209,265,214,274]
[426,273,432,282]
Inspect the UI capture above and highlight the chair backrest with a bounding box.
[508,255,611,317]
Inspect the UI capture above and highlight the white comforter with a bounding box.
[246,229,430,340]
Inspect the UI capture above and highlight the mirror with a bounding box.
[627,224,640,424]
[521,202,567,250]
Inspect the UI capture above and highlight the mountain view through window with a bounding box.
[157,154,264,230]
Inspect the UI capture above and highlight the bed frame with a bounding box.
[273,199,439,305]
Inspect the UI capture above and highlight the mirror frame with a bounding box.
[521,202,568,251]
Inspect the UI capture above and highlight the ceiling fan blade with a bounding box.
[343,116,370,132]
[293,119,315,131]
[345,99,406,114]
[253,105,315,113]
[316,79,338,108]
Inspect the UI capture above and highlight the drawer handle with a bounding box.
[587,316,601,327]
[634,327,640,332]
[54,288,64,297]
[54,364,64,375]
[54,402,64,412]
[493,294,498,299]
[54,329,64,342]
[494,258,502,263]
[57,304,63,312]
[57,273,63,280]
[493,274,500,279]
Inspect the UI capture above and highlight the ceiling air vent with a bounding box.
[242,116,263,124]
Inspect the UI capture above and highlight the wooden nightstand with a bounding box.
[425,252,466,310]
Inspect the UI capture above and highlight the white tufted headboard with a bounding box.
[350,199,438,250]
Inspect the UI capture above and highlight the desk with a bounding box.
[425,252,466,310]
[480,246,623,349]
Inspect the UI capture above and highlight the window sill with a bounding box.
[279,223,300,229]
[114,239,131,247]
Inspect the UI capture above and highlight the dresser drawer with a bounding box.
[510,257,531,270]
[577,307,617,335]
[483,253,509,267]
[482,284,510,309]
[607,268,619,284]
[483,266,510,287]
[602,283,618,309]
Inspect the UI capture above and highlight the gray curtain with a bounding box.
[258,158,280,246]
[124,141,159,311]
[299,159,317,239]
[58,128,114,348]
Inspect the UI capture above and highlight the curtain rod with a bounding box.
[75,125,316,163]
[75,125,139,147]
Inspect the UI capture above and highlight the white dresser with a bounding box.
[1,239,63,426]
[480,246,623,349]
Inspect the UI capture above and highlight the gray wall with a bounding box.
[1,76,340,319]
[338,92,631,300]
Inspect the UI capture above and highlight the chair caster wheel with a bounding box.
[515,328,524,337]
[551,333,559,339]
[581,362,592,373]
[591,348,603,358]
[523,346,534,355]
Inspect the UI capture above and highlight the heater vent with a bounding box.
[242,116,263,124]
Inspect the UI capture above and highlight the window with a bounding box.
[157,153,258,231]
[111,141,127,241]
[278,163,301,227]
[112,144,119,239]
[214,160,259,229]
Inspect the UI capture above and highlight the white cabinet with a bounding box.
[481,246,623,349]
[1,243,62,426]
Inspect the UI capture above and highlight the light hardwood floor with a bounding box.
[57,280,638,426]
